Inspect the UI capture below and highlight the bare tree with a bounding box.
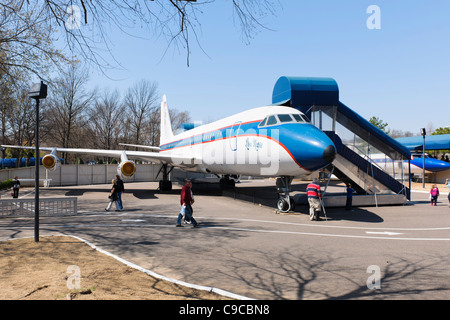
[145,107,191,147]
[1,0,279,81]
[389,129,415,139]
[170,109,191,133]
[0,1,68,83]
[88,89,125,152]
[0,76,14,145]
[124,79,159,146]
[4,88,36,165]
[45,63,96,161]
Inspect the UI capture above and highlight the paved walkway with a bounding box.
[1,180,449,299]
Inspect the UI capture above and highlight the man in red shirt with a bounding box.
[306,178,322,221]
[176,179,199,227]
[180,180,193,207]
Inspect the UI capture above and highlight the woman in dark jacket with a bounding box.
[12,176,20,198]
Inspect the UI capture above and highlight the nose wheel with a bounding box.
[276,176,295,213]
[277,196,296,213]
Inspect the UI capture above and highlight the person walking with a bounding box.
[345,183,356,211]
[430,184,439,206]
[115,175,125,210]
[105,179,119,211]
[306,178,322,221]
[176,179,199,227]
[445,179,450,208]
[11,176,20,198]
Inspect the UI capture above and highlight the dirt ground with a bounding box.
[0,235,228,300]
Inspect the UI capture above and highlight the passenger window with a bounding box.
[267,115,278,126]
[277,114,293,123]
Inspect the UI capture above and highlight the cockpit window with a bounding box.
[258,118,267,127]
[266,115,278,126]
[412,154,429,159]
[292,114,306,123]
[277,114,294,123]
[259,113,307,127]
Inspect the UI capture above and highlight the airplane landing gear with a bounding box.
[157,164,173,192]
[219,175,236,188]
[276,176,295,213]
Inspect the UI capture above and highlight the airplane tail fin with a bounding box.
[160,94,174,146]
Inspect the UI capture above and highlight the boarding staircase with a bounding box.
[272,76,411,205]
[326,132,410,199]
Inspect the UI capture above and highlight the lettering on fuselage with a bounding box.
[245,137,263,151]
[160,122,285,176]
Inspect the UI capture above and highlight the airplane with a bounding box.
[394,134,450,173]
[409,153,450,173]
[0,157,66,168]
[0,157,38,168]
[370,153,450,175]
[2,95,337,212]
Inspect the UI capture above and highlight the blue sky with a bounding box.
[87,1,450,134]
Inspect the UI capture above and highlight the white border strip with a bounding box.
[68,235,254,300]
[1,235,252,300]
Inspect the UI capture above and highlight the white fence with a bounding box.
[0,163,205,187]
[0,164,206,217]
[0,197,77,216]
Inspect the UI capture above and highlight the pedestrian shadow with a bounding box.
[134,240,159,246]
[317,207,384,223]
[129,189,160,200]
[43,186,174,200]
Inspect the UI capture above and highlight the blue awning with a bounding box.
[271,76,410,160]
[396,134,450,150]
[272,76,339,107]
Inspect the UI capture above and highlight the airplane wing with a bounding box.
[118,143,160,151]
[1,145,197,167]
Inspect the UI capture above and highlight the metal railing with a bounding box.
[0,197,77,216]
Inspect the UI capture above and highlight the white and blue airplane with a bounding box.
[3,95,337,212]
[409,153,450,173]
[371,153,450,175]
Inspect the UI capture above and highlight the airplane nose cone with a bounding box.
[323,145,336,163]
[278,123,337,172]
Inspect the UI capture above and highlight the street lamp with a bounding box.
[29,81,47,242]
[420,128,426,189]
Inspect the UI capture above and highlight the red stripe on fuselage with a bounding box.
[160,132,309,172]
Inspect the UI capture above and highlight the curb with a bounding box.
[67,234,254,300]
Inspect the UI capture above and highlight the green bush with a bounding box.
[0,179,13,190]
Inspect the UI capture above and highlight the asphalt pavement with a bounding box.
[1,180,449,300]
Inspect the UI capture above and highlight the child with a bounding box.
[430,185,439,206]
[446,179,450,208]
[105,179,119,211]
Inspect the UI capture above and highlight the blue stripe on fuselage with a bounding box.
[160,121,335,171]
[159,120,261,151]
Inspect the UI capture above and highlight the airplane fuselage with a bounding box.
[159,106,336,178]
[371,153,450,174]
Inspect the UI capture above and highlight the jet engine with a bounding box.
[42,154,61,171]
[117,159,136,179]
